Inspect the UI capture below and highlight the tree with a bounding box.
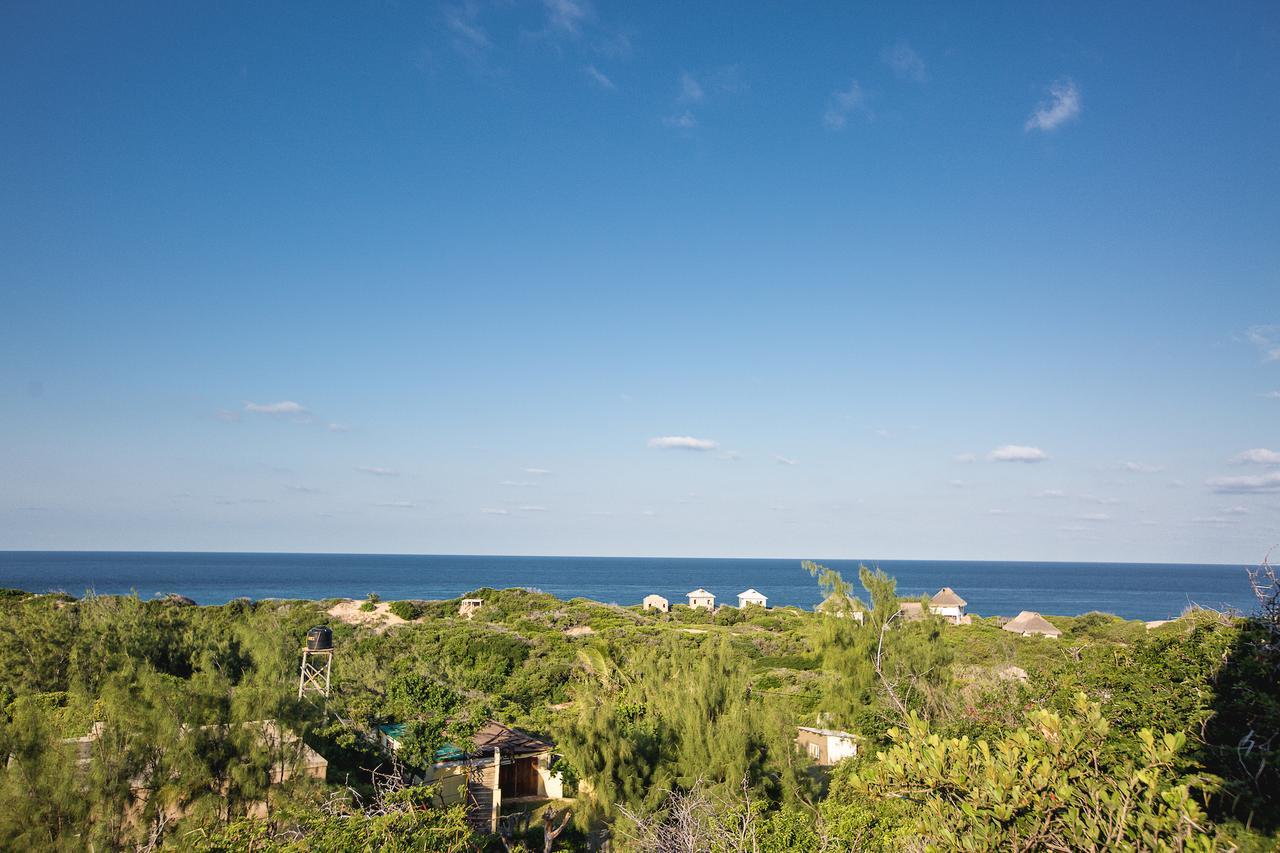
[804,562,952,733]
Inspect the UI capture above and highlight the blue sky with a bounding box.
[2,1,1278,562]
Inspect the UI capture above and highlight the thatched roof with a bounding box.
[1002,610,1062,637]
[898,601,925,621]
[929,587,967,607]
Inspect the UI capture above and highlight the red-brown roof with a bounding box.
[470,721,553,757]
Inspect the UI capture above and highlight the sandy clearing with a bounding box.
[327,599,408,633]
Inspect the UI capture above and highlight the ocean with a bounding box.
[0,551,1261,620]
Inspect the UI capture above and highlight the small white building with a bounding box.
[459,598,484,619]
[928,587,968,624]
[737,588,768,609]
[687,588,715,610]
[1002,610,1062,638]
[795,727,859,766]
[642,594,669,613]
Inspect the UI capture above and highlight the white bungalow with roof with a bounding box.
[1002,610,1062,638]
[737,588,767,609]
[687,588,715,610]
[928,587,968,624]
[642,594,669,613]
[795,726,859,766]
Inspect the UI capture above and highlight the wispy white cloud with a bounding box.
[823,80,868,130]
[648,436,718,451]
[1190,516,1237,526]
[375,501,416,509]
[954,453,977,463]
[678,71,704,103]
[524,468,552,476]
[1077,512,1112,522]
[1261,390,1280,400]
[356,466,399,477]
[584,64,615,90]
[1081,494,1120,506]
[988,445,1048,463]
[988,508,1009,515]
[244,400,307,415]
[286,485,320,494]
[663,110,697,129]
[519,505,548,512]
[1245,326,1280,362]
[1025,79,1081,132]
[1121,461,1163,473]
[544,0,589,34]
[499,480,538,487]
[881,42,926,82]
[1222,505,1251,515]
[1036,489,1067,499]
[444,3,490,52]
[666,67,743,129]
[327,423,351,433]
[1233,448,1280,465]
[1207,471,1280,493]
[215,409,242,423]
[718,450,742,461]
[480,507,509,515]
[774,454,798,466]
[949,480,967,488]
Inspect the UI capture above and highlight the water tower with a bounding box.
[298,625,334,702]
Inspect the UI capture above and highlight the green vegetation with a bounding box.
[0,564,1276,851]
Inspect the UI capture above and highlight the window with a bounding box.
[807,742,821,760]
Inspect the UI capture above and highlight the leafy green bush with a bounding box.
[387,600,421,621]
[847,693,1226,850]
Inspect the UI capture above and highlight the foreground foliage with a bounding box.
[0,559,1276,850]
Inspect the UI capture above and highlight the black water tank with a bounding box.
[306,625,333,651]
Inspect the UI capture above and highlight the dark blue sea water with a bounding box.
[0,551,1261,620]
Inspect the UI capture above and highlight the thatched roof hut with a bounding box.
[1002,610,1062,638]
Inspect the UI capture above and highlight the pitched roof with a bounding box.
[471,721,553,757]
[738,588,766,599]
[1002,610,1062,637]
[898,601,925,620]
[687,588,714,597]
[929,587,967,607]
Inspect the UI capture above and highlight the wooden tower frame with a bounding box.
[298,646,333,702]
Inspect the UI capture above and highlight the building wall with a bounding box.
[825,735,857,763]
[689,596,714,610]
[930,604,963,624]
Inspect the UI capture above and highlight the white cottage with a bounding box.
[795,727,859,766]
[737,588,767,609]
[928,587,968,624]
[642,594,669,613]
[687,588,715,610]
